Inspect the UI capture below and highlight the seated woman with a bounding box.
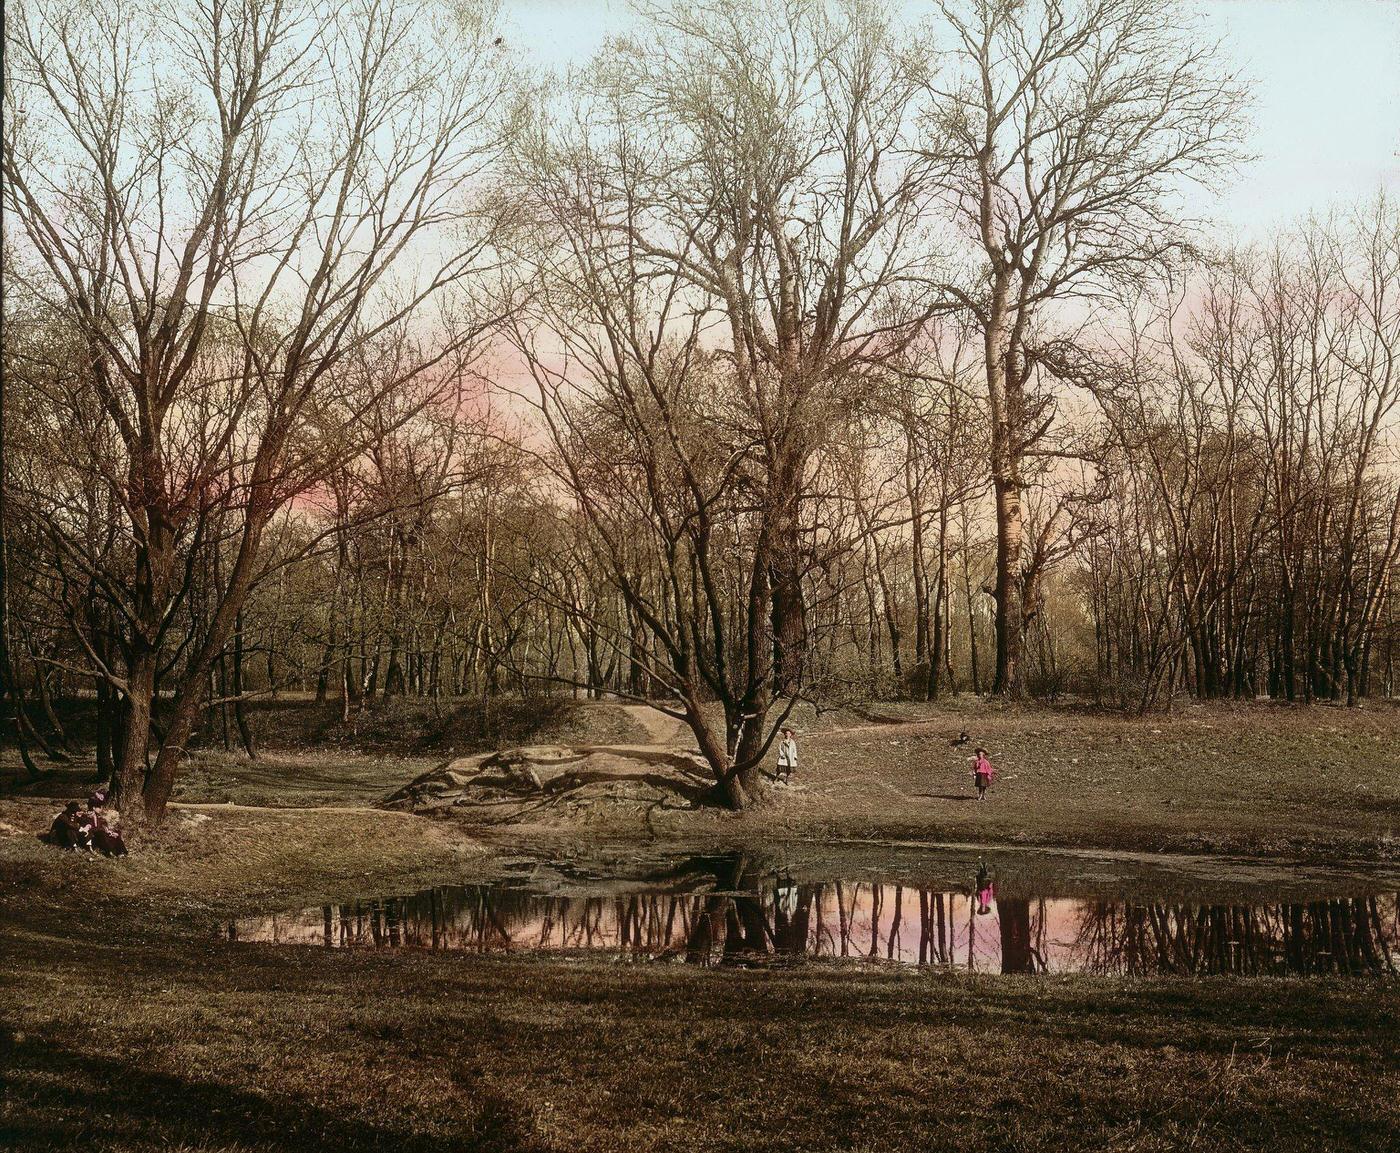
[49,802,95,851]
[90,810,128,857]
[86,784,127,855]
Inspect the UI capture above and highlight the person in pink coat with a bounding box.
[975,861,995,914]
[972,747,996,801]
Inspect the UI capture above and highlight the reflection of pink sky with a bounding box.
[805,886,1069,971]
[232,886,1400,976]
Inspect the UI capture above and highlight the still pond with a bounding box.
[228,852,1399,977]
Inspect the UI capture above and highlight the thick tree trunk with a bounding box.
[142,696,202,825]
[768,444,807,695]
[679,694,751,810]
[141,496,273,824]
[991,474,1025,696]
[110,650,157,822]
[731,713,767,804]
[984,289,1026,698]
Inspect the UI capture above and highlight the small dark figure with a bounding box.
[975,860,994,915]
[49,802,94,851]
[972,747,996,801]
[951,730,971,748]
[90,811,128,857]
[88,783,110,809]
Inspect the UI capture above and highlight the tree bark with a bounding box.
[985,286,1027,698]
[110,649,157,821]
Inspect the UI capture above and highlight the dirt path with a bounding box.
[168,801,415,816]
[618,704,690,748]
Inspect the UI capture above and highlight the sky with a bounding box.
[500,0,1400,241]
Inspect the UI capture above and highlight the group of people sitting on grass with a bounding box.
[776,726,999,800]
[48,785,128,856]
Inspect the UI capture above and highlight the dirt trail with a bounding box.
[168,801,416,816]
[617,704,690,748]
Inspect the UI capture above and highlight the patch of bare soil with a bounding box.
[382,743,716,830]
[615,702,690,746]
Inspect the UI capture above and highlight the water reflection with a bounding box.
[229,863,1399,977]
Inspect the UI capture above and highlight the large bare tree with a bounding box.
[2,0,514,824]
[924,0,1245,695]
[572,0,944,696]
[500,0,952,802]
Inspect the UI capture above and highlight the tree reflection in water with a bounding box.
[1070,897,1398,976]
[230,871,1399,977]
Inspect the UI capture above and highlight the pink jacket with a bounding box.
[973,755,995,778]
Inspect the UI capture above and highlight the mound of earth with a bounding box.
[382,743,717,829]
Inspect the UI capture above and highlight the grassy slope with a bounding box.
[1,699,1398,1151]
[725,700,1400,858]
[1,915,1396,1153]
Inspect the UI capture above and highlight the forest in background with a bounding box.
[2,0,1397,822]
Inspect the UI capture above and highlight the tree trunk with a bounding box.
[992,473,1025,696]
[31,658,71,754]
[985,290,1025,698]
[929,505,949,700]
[142,688,203,825]
[232,613,256,759]
[910,486,929,674]
[768,443,807,695]
[961,514,982,695]
[110,650,157,822]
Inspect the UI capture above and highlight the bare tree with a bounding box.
[923,0,1245,695]
[564,0,945,695]
[3,0,514,823]
[1081,200,1400,708]
[506,212,790,804]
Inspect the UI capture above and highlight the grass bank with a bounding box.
[1,706,1397,1153]
[1,914,1395,1153]
[4,698,1397,860]
[738,698,1400,860]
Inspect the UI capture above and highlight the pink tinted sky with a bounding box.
[500,0,1400,239]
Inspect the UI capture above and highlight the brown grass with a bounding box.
[1,698,1397,1151]
[1,911,1395,1153]
[654,699,1400,860]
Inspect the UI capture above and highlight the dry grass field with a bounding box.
[2,698,1397,1152]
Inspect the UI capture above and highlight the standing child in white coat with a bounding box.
[775,728,798,784]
